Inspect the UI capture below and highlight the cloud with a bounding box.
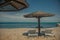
[0,12,59,22]
[0,13,36,22]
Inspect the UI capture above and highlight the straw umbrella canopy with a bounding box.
[24,11,54,36]
[0,0,28,10]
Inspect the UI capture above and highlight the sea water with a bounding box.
[0,22,58,28]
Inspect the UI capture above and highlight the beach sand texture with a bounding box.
[0,27,60,40]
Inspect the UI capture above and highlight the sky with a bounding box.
[0,0,60,22]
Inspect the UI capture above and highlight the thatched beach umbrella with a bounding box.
[0,0,28,10]
[24,11,54,36]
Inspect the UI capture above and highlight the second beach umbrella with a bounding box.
[24,11,54,36]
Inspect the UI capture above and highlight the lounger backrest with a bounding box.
[45,30,52,33]
[28,30,36,34]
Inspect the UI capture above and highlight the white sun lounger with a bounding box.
[27,30,38,37]
[43,30,55,37]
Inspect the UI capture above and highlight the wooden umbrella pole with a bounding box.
[38,17,40,36]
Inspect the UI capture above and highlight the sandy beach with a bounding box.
[0,27,60,40]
